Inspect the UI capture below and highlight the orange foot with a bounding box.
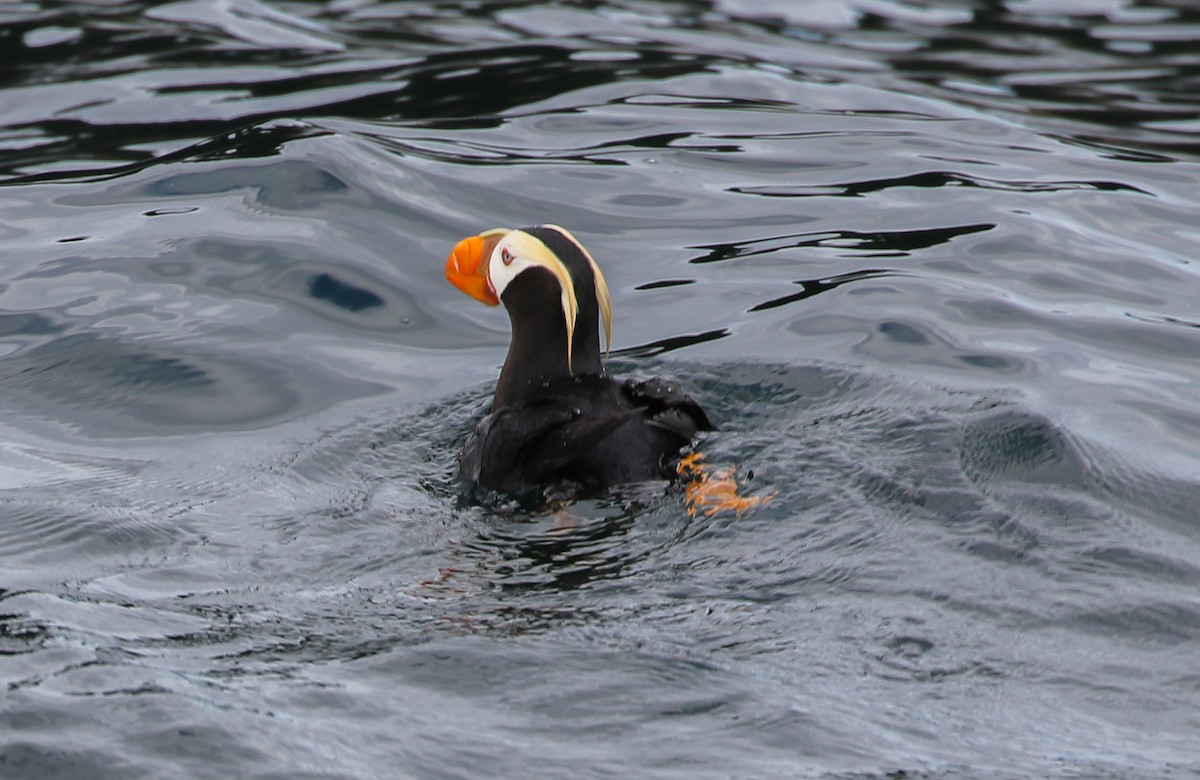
[676,452,773,518]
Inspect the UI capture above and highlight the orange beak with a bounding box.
[445,233,503,306]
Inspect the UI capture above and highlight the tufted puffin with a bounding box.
[445,224,714,493]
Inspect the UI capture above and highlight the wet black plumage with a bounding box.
[453,225,714,492]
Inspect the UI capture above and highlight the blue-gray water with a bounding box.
[3,2,1200,778]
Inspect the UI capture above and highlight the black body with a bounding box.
[460,373,713,492]
[459,226,714,492]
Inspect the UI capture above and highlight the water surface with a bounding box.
[2,2,1200,778]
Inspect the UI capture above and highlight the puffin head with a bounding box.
[445,224,612,373]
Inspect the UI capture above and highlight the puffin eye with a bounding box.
[501,248,514,266]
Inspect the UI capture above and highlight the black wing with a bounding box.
[459,400,640,492]
[522,407,644,483]
[622,376,716,442]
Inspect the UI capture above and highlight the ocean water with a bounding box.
[2,1,1200,777]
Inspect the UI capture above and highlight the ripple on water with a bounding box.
[0,356,1197,776]
[0,332,328,435]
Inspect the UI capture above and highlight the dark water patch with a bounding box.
[732,171,1150,198]
[612,329,730,359]
[0,120,326,187]
[0,742,130,780]
[633,278,695,291]
[1,37,708,181]
[308,272,383,312]
[750,269,898,312]
[4,0,1200,164]
[0,592,51,657]
[689,223,994,263]
[0,313,64,338]
[878,320,927,344]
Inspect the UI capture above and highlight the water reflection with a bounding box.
[749,268,896,312]
[452,508,645,592]
[732,171,1150,197]
[614,329,730,358]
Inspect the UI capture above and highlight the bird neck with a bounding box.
[494,269,602,408]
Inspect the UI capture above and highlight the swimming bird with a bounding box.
[445,224,714,493]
